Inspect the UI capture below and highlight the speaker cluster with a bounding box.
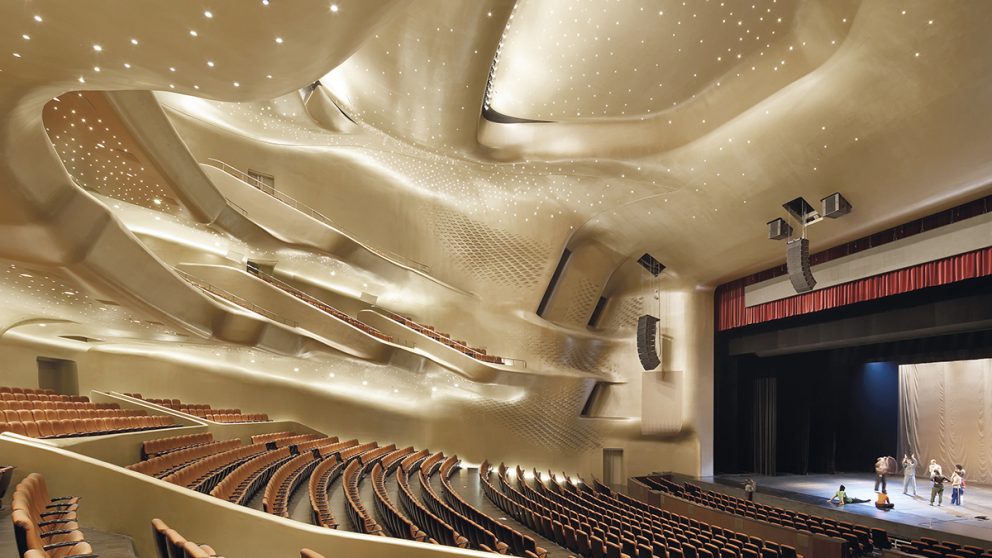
[767,193,852,294]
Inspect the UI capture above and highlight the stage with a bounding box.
[690,473,992,547]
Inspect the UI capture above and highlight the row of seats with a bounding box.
[343,449,384,535]
[152,518,223,558]
[396,452,469,549]
[899,537,992,558]
[387,312,507,364]
[0,394,91,403]
[248,268,394,343]
[162,443,269,493]
[417,454,505,552]
[129,439,243,478]
[0,386,58,394]
[2,415,173,439]
[142,432,215,460]
[302,438,379,529]
[124,393,271,424]
[11,473,95,558]
[0,401,109,411]
[5,408,149,421]
[210,446,293,504]
[487,461,809,558]
[438,457,548,558]
[640,476,885,556]
[371,448,428,543]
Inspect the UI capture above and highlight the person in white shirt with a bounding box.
[902,453,919,496]
[928,459,942,477]
[951,465,965,506]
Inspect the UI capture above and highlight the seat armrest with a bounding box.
[39,518,75,526]
[67,554,99,558]
[51,495,78,501]
[44,540,86,550]
[46,502,76,508]
[41,529,76,537]
[41,510,73,517]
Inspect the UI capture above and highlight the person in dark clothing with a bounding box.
[874,456,888,492]
[930,471,950,506]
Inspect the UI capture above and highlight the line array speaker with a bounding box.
[786,238,816,293]
[636,314,661,371]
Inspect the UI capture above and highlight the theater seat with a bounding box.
[300,550,325,558]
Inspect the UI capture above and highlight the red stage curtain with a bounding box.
[716,246,992,331]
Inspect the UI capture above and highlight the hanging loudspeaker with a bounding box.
[636,315,661,371]
[786,238,816,293]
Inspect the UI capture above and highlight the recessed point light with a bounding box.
[12,52,21,58]
[22,34,30,40]
[204,10,214,18]
[92,44,103,52]
[233,81,240,87]
[189,30,198,37]
[33,15,43,22]
[275,37,284,44]
[206,60,215,67]
[123,63,131,68]
[330,3,339,12]
[130,38,139,45]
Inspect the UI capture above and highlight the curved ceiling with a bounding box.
[488,0,853,121]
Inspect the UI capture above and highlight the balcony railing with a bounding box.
[174,268,298,328]
[204,158,431,274]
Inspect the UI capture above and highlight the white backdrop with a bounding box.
[899,359,992,485]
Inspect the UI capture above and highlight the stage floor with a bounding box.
[709,473,992,545]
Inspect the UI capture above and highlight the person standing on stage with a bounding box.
[950,465,965,506]
[874,456,888,493]
[902,453,919,496]
[928,459,942,477]
[930,469,949,506]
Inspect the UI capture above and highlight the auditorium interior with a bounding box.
[2,1,991,558]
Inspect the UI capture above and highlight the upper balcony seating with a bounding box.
[384,312,508,365]
[124,393,270,423]
[11,473,95,558]
[152,518,224,558]
[0,386,174,439]
[246,268,393,343]
[639,475,886,556]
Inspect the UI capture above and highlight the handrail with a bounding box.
[173,267,299,328]
[246,266,393,343]
[372,307,525,368]
[203,158,431,274]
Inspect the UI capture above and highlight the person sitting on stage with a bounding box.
[930,470,949,506]
[874,456,889,493]
[875,490,895,511]
[827,484,870,506]
[902,453,918,496]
